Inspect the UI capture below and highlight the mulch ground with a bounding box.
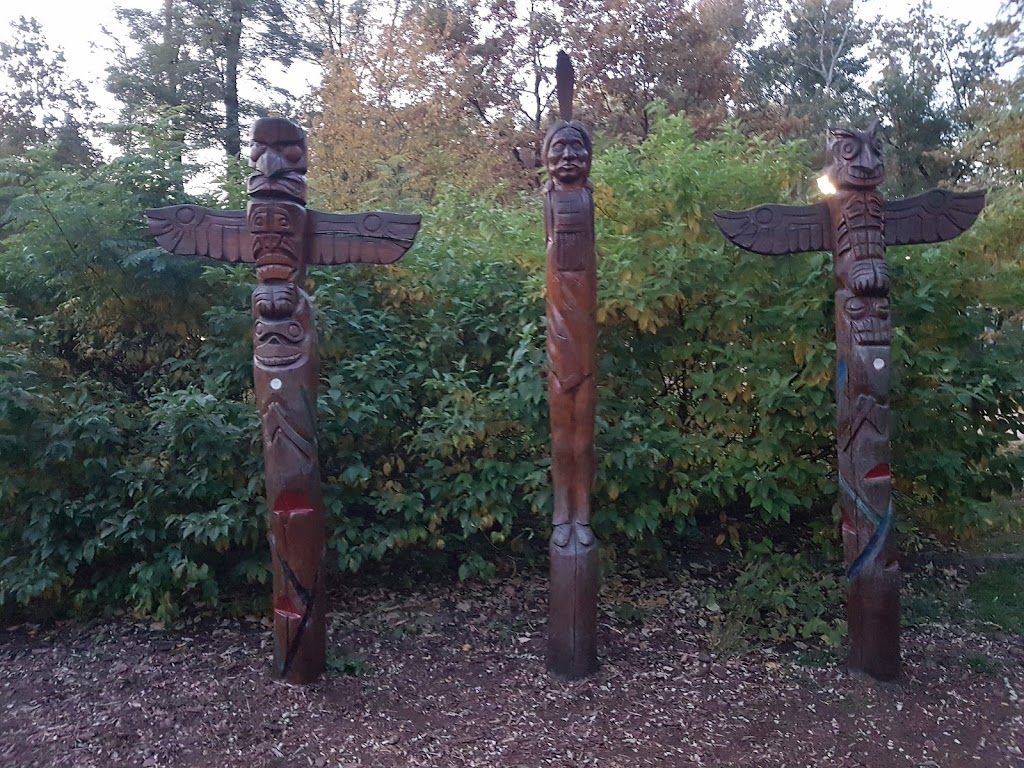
[2,564,1022,768]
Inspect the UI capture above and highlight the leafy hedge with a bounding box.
[2,116,1023,618]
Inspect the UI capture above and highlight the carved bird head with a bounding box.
[824,122,885,191]
[248,117,307,203]
[249,117,307,177]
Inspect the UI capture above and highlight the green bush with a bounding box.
[707,539,846,652]
[2,115,1023,618]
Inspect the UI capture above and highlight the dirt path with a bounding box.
[2,568,1022,767]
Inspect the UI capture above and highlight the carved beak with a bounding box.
[255,150,288,178]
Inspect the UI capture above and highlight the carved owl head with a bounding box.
[824,122,885,191]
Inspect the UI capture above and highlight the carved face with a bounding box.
[824,123,885,191]
[253,283,307,368]
[545,125,591,189]
[248,201,304,282]
[843,294,890,347]
[249,117,308,178]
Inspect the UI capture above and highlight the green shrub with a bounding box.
[2,115,1023,618]
[708,539,846,652]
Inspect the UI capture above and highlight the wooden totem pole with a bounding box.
[545,51,599,679]
[146,117,421,684]
[715,123,984,681]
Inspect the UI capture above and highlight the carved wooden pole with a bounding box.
[715,122,984,681]
[545,51,599,679]
[146,117,421,684]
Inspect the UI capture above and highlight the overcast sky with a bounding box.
[0,0,1010,114]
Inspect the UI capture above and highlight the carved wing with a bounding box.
[883,189,986,246]
[308,211,422,266]
[714,203,831,256]
[146,205,250,262]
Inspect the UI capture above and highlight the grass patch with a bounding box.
[966,563,1024,633]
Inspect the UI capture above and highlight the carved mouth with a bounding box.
[852,319,890,346]
[554,162,583,175]
[854,330,890,346]
[257,264,298,282]
[255,342,302,366]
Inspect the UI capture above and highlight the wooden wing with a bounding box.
[714,202,831,256]
[883,189,986,246]
[146,205,250,262]
[309,211,422,266]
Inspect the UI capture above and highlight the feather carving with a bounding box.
[308,211,422,266]
[714,203,832,256]
[556,50,574,122]
[146,205,250,262]
[883,189,986,246]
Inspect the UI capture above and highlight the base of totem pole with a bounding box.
[548,527,599,679]
[272,585,326,685]
[269,497,327,685]
[846,562,900,682]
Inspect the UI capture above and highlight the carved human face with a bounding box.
[546,127,590,189]
[248,200,304,282]
[843,294,891,347]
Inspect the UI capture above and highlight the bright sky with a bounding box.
[0,0,1011,117]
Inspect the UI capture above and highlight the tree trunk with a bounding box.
[223,0,245,158]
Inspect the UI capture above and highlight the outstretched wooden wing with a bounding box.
[714,202,831,256]
[308,211,422,266]
[883,189,986,246]
[146,205,250,262]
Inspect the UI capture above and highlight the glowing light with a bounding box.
[817,175,837,195]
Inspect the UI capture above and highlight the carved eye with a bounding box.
[845,297,868,318]
[841,140,859,160]
[286,322,304,341]
[250,144,265,162]
[273,213,290,229]
[874,298,890,319]
[284,144,304,164]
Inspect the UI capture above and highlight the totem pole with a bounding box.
[545,51,600,679]
[715,123,984,681]
[146,117,421,684]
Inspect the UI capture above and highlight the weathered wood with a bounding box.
[544,51,600,679]
[548,531,599,679]
[146,116,421,684]
[715,122,984,682]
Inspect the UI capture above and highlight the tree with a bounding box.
[0,17,97,164]
[105,0,317,160]
[309,0,558,208]
[560,0,743,141]
[961,0,1024,185]
[868,2,997,194]
[742,0,871,139]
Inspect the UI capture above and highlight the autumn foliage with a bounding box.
[2,1,1024,619]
